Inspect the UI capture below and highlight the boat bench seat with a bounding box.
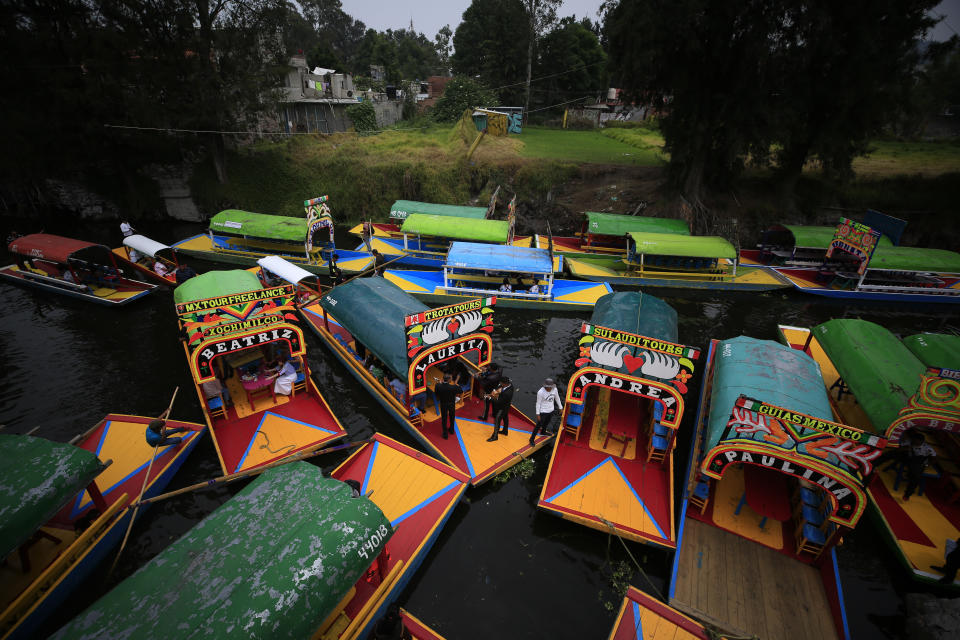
[19,269,90,292]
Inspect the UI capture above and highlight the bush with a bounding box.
[346,101,377,133]
[433,76,499,122]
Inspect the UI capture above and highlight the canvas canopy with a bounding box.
[390,200,487,220]
[775,225,892,249]
[813,319,926,434]
[0,435,103,559]
[627,232,737,259]
[320,278,428,379]
[209,210,307,243]
[7,233,105,264]
[590,292,678,344]
[866,246,960,273]
[173,269,263,305]
[52,463,392,640]
[446,242,552,273]
[122,234,173,259]
[258,255,316,286]
[400,214,509,244]
[706,336,832,447]
[902,333,960,371]
[586,212,690,237]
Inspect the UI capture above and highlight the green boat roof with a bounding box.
[902,333,960,370]
[590,292,678,343]
[779,225,893,249]
[53,462,392,640]
[867,245,960,273]
[173,270,263,305]
[320,278,428,379]
[0,435,103,559]
[209,209,307,243]
[400,214,509,243]
[707,336,832,448]
[627,232,737,259]
[585,212,690,237]
[390,200,487,220]
[813,319,926,434]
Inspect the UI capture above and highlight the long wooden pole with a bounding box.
[108,387,179,576]
[301,255,407,306]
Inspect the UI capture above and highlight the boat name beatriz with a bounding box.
[199,327,296,360]
[177,285,293,314]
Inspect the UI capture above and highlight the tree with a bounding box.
[521,0,561,117]
[435,24,453,70]
[432,76,500,121]
[537,17,607,109]
[451,0,529,105]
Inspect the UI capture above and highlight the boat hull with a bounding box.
[565,258,790,291]
[0,266,155,306]
[110,248,177,286]
[171,234,375,275]
[775,267,960,303]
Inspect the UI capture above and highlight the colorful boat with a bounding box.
[779,320,960,587]
[772,217,960,302]
[111,234,181,286]
[384,242,612,311]
[609,586,719,640]
[256,255,322,302]
[669,336,878,640]
[52,451,465,639]
[347,195,496,240]
[1,234,157,305]
[537,292,701,549]
[301,278,552,485]
[532,211,691,262]
[398,609,448,640]
[739,224,892,269]
[172,196,374,274]
[174,269,347,475]
[566,232,789,291]
[0,416,204,640]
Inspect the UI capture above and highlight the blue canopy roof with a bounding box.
[446,242,553,274]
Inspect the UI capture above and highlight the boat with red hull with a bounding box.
[111,235,181,286]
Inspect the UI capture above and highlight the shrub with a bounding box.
[346,101,377,133]
[433,76,500,122]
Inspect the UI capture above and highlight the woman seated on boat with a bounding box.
[269,355,299,396]
[499,278,513,293]
[368,358,386,385]
[145,409,190,447]
[529,282,541,294]
[153,259,172,277]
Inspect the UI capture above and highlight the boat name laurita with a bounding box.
[414,338,486,375]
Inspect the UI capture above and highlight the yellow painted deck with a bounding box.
[172,234,373,273]
[565,258,787,288]
[448,416,540,476]
[671,518,839,640]
[610,587,710,640]
[710,465,784,550]
[360,442,462,523]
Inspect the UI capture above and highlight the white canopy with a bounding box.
[258,255,315,285]
[123,234,171,258]
[312,67,336,76]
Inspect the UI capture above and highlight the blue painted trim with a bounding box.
[831,548,851,640]
[453,422,476,478]
[390,479,460,527]
[94,420,111,457]
[608,458,666,540]
[632,600,643,640]
[233,411,336,473]
[545,457,612,503]
[361,441,379,496]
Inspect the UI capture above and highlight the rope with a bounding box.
[598,515,664,601]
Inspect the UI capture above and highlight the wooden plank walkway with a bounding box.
[671,519,839,640]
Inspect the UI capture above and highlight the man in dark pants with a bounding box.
[475,363,502,421]
[434,373,461,440]
[931,542,960,584]
[531,378,563,446]
[487,377,514,441]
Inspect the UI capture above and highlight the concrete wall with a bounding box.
[373,101,404,128]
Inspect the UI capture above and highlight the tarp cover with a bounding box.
[585,212,690,237]
[209,210,307,243]
[707,336,832,447]
[0,435,103,559]
[52,462,392,640]
[122,234,171,258]
[779,225,892,249]
[173,269,263,305]
[813,319,926,434]
[446,242,552,273]
[400,214,509,243]
[258,255,315,285]
[590,291,678,343]
[390,200,487,220]
[902,333,960,371]
[867,245,960,273]
[320,277,428,379]
[7,233,101,263]
[627,232,737,259]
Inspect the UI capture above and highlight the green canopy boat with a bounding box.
[627,232,737,260]
[866,246,960,273]
[52,462,392,639]
[172,269,264,307]
[902,333,960,370]
[590,291,678,344]
[585,212,690,238]
[399,214,510,244]
[390,200,488,220]
[208,210,307,243]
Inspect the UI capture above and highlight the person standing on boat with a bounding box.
[145,409,190,448]
[901,430,937,502]
[530,378,563,445]
[475,363,502,421]
[372,249,386,276]
[487,377,514,441]
[175,263,197,283]
[434,373,461,439]
[931,539,960,585]
[329,253,345,285]
[270,355,299,396]
[120,220,135,238]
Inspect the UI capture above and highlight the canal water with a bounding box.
[1,218,956,639]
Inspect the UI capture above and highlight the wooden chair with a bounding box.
[563,411,583,440]
[795,520,835,558]
[206,393,227,419]
[292,356,308,396]
[689,478,710,514]
[646,434,668,463]
[603,429,631,458]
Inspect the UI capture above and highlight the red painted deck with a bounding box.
[610,587,709,640]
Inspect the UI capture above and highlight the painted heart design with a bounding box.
[622,354,645,373]
[575,357,591,368]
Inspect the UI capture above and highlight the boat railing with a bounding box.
[438,284,549,299]
[627,265,734,281]
[18,268,91,293]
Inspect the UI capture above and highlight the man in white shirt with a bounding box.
[120,220,135,237]
[530,378,563,445]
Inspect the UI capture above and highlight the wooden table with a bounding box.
[735,465,792,529]
[240,373,276,407]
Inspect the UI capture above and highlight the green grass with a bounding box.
[851,140,960,177]
[517,126,665,166]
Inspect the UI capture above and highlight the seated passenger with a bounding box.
[270,355,299,395]
[385,372,407,400]
[144,410,190,447]
[368,359,386,384]
[499,278,513,293]
[529,282,541,294]
[153,259,171,277]
[175,263,197,283]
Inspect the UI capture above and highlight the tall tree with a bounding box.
[435,24,453,71]
[451,0,529,105]
[537,17,607,109]
[522,0,560,117]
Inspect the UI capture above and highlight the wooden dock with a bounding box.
[671,518,839,640]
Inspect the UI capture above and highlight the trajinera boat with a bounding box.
[669,336,878,640]
[301,278,552,485]
[384,242,612,311]
[0,416,204,640]
[780,320,960,588]
[528,211,692,260]
[174,269,346,475]
[739,223,891,269]
[770,216,960,302]
[51,452,467,640]
[347,193,498,240]
[172,196,375,274]
[608,586,718,640]
[537,292,701,549]
[1,234,157,305]
[565,232,789,291]
[111,234,182,286]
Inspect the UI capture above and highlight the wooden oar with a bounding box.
[130,437,370,509]
[108,387,179,576]
[302,255,408,306]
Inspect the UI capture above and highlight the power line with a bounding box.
[487,60,605,92]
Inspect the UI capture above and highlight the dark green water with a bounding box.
[1,218,956,639]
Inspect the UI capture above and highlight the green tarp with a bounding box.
[390,200,487,220]
[588,292,679,379]
[780,225,893,249]
[813,319,927,434]
[173,270,263,305]
[707,336,833,447]
[320,277,428,379]
[902,333,960,370]
[867,245,960,273]
[627,232,737,259]
[585,212,690,237]
[0,435,103,559]
[209,210,307,243]
[53,463,392,640]
[400,214,510,243]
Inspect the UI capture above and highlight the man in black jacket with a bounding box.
[434,373,461,440]
[487,377,514,441]
[475,363,502,421]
